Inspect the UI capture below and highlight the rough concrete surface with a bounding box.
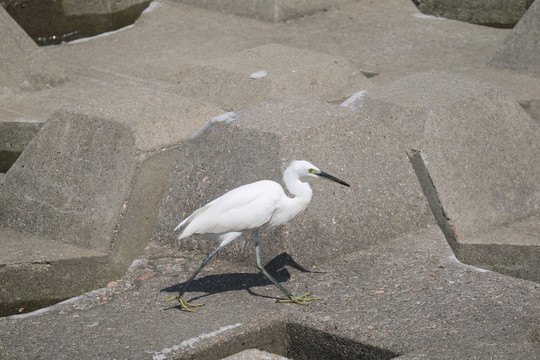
[0,226,538,359]
[0,0,539,358]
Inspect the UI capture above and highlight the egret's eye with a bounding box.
[308,168,316,174]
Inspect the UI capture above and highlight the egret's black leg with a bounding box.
[253,230,320,306]
[166,244,223,312]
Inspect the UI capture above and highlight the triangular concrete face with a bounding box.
[0,7,67,98]
[488,0,540,76]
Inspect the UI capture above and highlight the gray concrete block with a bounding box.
[171,0,355,22]
[0,227,111,316]
[174,43,371,111]
[355,70,540,281]
[0,89,222,314]
[1,111,138,250]
[0,7,67,98]
[413,0,532,27]
[488,0,540,76]
[153,97,431,267]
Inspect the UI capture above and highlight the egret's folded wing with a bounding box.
[177,180,283,239]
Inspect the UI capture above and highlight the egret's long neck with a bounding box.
[266,165,314,228]
[283,167,313,204]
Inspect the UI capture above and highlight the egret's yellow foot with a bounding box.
[166,294,204,312]
[279,292,320,306]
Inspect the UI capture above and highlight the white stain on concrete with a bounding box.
[191,111,239,139]
[340,90,367,110]
[143,1,162,14]
[250,70,268,79]
[413,13,447,20]
[10,288,109,319]
[149,323,243,360]
[69,25,135,44]
[13,118,43,123]
[445,254,491,273]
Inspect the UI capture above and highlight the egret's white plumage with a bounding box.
[166,160,349,312]
[175,180,284,243]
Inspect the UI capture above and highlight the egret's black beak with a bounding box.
[316,171,350,187]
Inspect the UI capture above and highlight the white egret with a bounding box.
[166,160,350,312]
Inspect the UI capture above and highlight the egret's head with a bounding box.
[289,160,350,187]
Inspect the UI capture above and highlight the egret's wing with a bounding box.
[177,180,284,239]
[174,184,253,234]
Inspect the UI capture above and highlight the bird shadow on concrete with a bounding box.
[161,252,323,310]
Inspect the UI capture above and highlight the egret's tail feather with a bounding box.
[174,219,187,233]
[175,203,213,239]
